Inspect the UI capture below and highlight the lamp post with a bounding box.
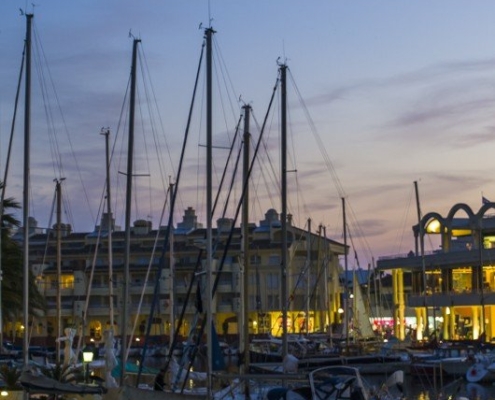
[82,347,94,384]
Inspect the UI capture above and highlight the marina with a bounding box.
[3,2,495,400]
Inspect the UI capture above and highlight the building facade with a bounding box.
[13,208,347,346]
[377,202,495,342]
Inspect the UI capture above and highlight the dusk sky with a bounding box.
[2,1,495,269]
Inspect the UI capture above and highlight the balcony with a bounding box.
[378,247,495,271]
[408,290,495,308]
[217,304,233,313]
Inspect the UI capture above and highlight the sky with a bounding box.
[2,1,495,269]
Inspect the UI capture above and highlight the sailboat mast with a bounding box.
[56,179,64,364]
[342,197,349,349]
[241,104,251,390]
[101,128,115,330]
[414,180,428,338]
[280,63,288,360]
[306,218,311,335]
[169,180,175,344]
[121,38,140,385]
[323,225,332,343]
[23,13,33,368]
[205,27,214,396]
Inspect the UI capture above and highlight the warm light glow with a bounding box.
[90,338,95,342]
[253,321,258,327]
[135,337,140,342]
[425,219,441,233]
[83,350,94,363]
[1,391,8,397]
[349,293,354,299]
[451,229,472,237]
[446,307,451,315]
[20,325,25,330]
[338,308,344,314]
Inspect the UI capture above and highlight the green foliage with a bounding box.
[40,362,83,384]
[0,184,46,324]
[0,364,21,390]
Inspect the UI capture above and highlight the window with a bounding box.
[267,294,280,309]
[250,255,261,265]
[268,255,280,265]
[267,273,279,289]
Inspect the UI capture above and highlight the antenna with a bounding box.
[208,0,211,27]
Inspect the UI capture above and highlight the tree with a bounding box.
[0,184,45,330]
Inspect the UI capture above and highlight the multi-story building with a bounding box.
[377,202,495,342]
[12,208,346,346]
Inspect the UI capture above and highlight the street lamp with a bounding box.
[82,347,94,383]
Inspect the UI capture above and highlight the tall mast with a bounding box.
[342,197,349,349]
[23,13,33,369]
[241,104,251,396]
[55,179,64,364]
[205,27,214,397]
[414,180,428,339]
[121,38,140,385]
[168,180,175,344]
[323,225,332,345]
[280,63,288,361]
[101,128,114,330]
[306,218,311,335]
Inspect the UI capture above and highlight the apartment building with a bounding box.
[13,208,346,345]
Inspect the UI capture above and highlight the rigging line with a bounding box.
[32,28,62,177]
[289,69,375,262]
[137,37,205,381]
[32,26,92,227]
[254,112,279,205]
[38,186,57,280]
[250,111,277,214]
[215,114,242,217]
[1,41,25,219]
[133,81,148,220]
[394,185,415,255]
[139,44,173,193]
[166,253,203,388]
[115,85,132,225]
[288,69,345,199]
[309,251,327,310]
[347,201,374,260]
[221,139,243,218]
[212,37,242,138]
[72,165,117,358]
[287,228,312,307]
[110,76,131,226]
[195,71,207,221]
[74,205,105,361]
[285,95,307,225]
[127,186,170,357]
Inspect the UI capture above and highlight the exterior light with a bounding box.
[82,348,94,363]
[83,347,94,384]
[338,308,344,314]
[1,391,8,397]
[446,307,451,315]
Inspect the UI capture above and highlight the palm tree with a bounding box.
[0,183,45,333]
